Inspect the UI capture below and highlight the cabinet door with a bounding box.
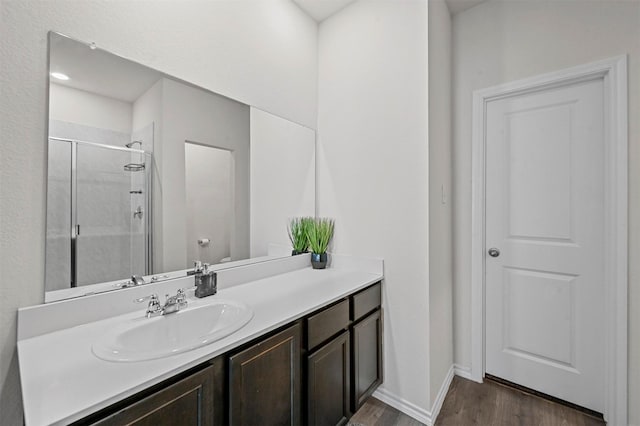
[352,309,382,411]
[307,331,351,426]
[229,322,302,426]
[91,363,217,426]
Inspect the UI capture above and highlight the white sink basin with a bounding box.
[92,299,253,362]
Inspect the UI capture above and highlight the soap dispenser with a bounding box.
[194,262,217,298]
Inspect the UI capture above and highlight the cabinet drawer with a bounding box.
[351,282,381,321]
[307,299,350,350]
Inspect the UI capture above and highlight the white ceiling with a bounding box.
[293,0,357,22]
[293,0,486,21]
[50,33,163,103]
[445,0,487,15]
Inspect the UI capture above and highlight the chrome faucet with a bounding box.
[116,275,146,288]
[131,275,145,286]
[135,289,188,318]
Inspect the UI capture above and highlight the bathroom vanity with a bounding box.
[23,30,383,426]
[18,255,383,426]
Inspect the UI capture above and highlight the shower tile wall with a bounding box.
[45,121,153,291]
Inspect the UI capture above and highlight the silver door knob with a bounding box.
[488,248,500,257]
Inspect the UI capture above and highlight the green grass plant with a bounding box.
[307,218,335,254]
[288,217,313,253]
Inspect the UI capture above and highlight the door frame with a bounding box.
[469,56,628,424]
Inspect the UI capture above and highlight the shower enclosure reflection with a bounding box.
[45,137,152,290]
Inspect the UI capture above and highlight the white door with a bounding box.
[484,77,605,412]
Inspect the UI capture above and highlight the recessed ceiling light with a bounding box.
[50,72,70,81]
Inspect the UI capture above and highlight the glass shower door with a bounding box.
[45,139,72,291]
[75,143,147,286]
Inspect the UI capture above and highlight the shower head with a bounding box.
[125,140,142,148]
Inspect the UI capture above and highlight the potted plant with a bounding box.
[306,218,335,269]
[288,217,313,256]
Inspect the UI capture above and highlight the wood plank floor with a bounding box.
[436,377,605,425]
[349,396,424,426]
[349,377,605,426]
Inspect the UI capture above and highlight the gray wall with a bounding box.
[428,0,454,409]
[185,144,232,266]
[317,0,432,414]
[0,2,317,423]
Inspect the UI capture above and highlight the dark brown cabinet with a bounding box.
[78,282,382,426]
[306,282,382,425]
[351,309,382,411]
[229,322,302,426]
[307,331,351,426]
[88,360,221,426]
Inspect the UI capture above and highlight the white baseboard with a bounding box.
[454,364,474,381]
[371,365,454,426]
[372,387,431,425]
[430,365,454,424]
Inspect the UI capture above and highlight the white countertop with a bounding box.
[18,263,382,426]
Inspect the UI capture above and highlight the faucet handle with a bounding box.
[164,293,180,304]
[176,288,187,306]
[134,293,163,317]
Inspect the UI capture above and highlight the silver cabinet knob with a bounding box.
[488,248,500,258]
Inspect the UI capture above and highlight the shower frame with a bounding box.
[49,136,153,287]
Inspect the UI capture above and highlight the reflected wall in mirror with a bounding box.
[45,32,316,301]
[185,143,233,266]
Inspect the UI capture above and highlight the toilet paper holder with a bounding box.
[197,238,210,246]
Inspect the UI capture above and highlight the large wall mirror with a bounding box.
[45,32,316,301]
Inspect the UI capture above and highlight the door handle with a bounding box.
[488,248,500,258]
